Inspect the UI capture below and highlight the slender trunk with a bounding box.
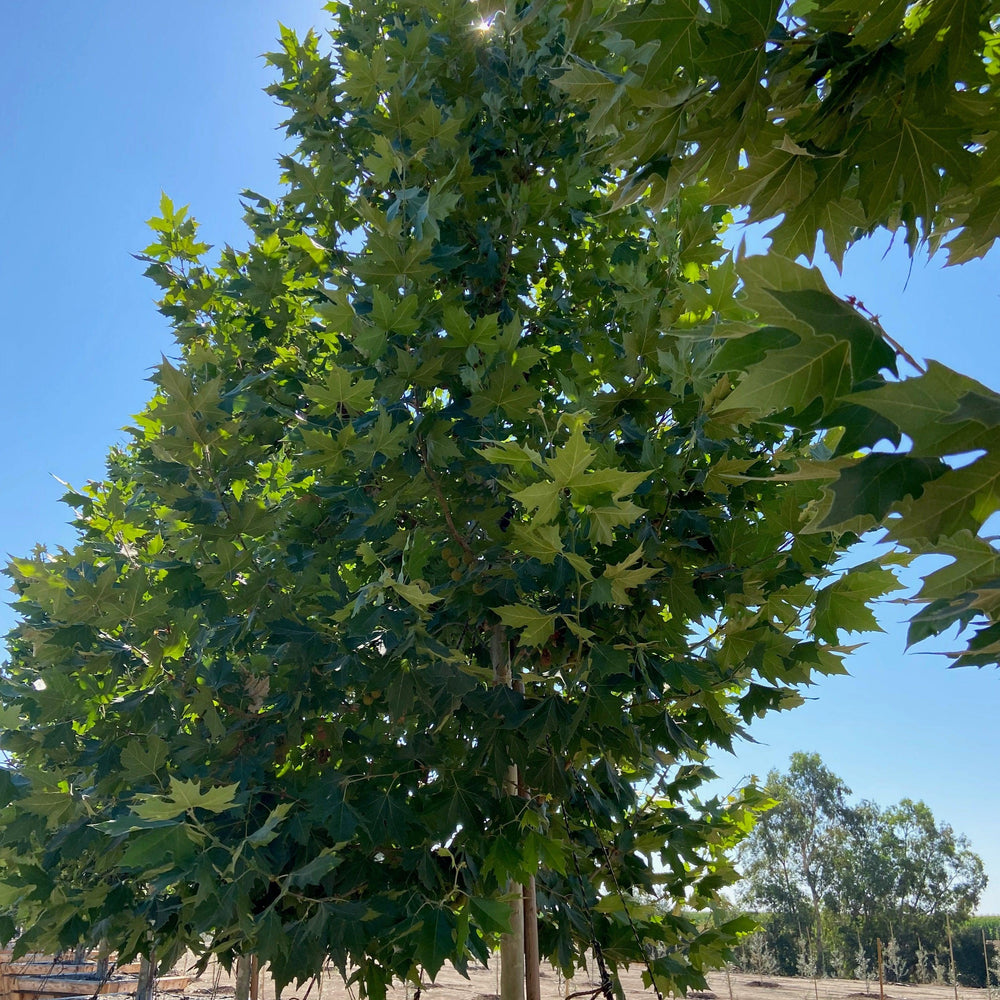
[235,955,253,1000]
[513,685,540,1000]
[96,939,111,982]
[812,895,824,974]
[877,938,885,1000]
[492,625,524,1000]
[137,950,156,1000]
[947,914,959,1000]
[983,929,991,995]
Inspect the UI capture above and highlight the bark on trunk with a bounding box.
[96,939,111,983]
[235,954,253,1000]
[136,951,156,1000]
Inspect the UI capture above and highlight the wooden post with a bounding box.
[523,875,540,1000]
[492,625,525,1000]
[250,956,260,1000]
[96,939,111,983]
[876,938,884,1000]
[983,929,991,995]
[947,915,959,1000]
[513,681,541,1000]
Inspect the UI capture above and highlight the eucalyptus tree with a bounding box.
[1,3,999,1000]
[738,758,985,977]
[739,754,852,971]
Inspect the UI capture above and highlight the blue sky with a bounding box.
[3,4,999,911]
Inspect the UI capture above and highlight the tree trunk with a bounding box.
[96,939,111,982]
[512,685,541,1000]
[136,950,156,1000]
[235,955,253,1000]
[492,625,525,1000]
[811,895,824,974]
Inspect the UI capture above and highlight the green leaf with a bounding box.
[246,802,293,847]
[120,825,198,873]
[417,906,455,979]
[388,579,442,613]
[495,605,558,647]
[610,0,707,82]
[477,440,543,472]
[545,425,597,487]
[770,289,896,381]
[718,336,852,417]
[915,530,1000,604]
[131,778,240,821]
[812,565,903,643]
[306,365,377,416]
[599,548,659,606]
[849,361,1000,455]
[468,896,513,936]
[890,451,1000,545]
[289,849,344,888]
[812,453,945,532]
[120,735,170,781]
[509,479,562,523]
[510,521,564,564]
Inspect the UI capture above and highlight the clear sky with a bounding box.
[3,4,999,911]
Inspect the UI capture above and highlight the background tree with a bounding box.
[738,753,851,972]
[738,755,986,978]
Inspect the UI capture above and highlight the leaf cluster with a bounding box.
[561,0,1000,262]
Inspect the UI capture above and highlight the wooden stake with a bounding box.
[235,954,253,1000]
[876,938,884,1000]
[523,875,541,1000]
[983,929,991,995]
[96,939,110,983]
[947,914,959,1000]
[512,688,541,1000]
[493,625,525,1000]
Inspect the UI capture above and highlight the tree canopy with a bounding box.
[0,2,998,999]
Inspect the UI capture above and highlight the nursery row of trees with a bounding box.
[732,754,987,983]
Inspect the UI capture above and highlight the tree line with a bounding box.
[733,754,987,984]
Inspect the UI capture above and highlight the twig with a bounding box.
[418,439,475,559]
[845,296,926,375]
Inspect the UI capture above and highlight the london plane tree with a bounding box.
[2,3,1000,1000]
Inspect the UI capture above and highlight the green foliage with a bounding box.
[738,755,987,979]
[0,2,998,998]
[561,0,1000,262]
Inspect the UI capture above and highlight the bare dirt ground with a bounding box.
[175,963,986,1000]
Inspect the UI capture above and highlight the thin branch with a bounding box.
[417,438,475,559]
